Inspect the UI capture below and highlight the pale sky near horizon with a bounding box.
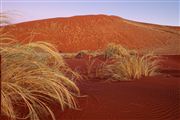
[1,0,180,26]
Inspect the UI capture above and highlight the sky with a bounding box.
[1,0,180,26]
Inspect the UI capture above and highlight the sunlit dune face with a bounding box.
[4,15,180,54]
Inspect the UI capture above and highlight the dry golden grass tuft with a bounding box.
[1,41,80,120]
[1,14,80,120]
[99,43,161,80]
[106,53,160,80]
[77,43,160,81]
[104,43,131,58]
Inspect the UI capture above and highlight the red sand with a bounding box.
[54,77,180,120]
[4,15,180,54]
[1,55,180,120]
[1,15,180,119]
[50,55,180,120]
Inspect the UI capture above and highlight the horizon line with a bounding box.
[9,14,180,27]
[1,0,180,3]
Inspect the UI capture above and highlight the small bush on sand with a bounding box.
[104,53,160,80]
[98,43,160,80]
[1,31,80,120]
[104,43,132,58]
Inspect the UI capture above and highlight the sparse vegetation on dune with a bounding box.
[0,15,80,120]
[0,13,164,120]
[104,43,137,58]
[67,43,160,81]
[3,15,180,54]
[1,40,80,120]
[93,43,160,80]
[105,53,160,80]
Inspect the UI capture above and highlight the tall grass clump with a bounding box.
[105,52,160,80]
[0,14,80,120]
[101,43,160,80]
[104,43,132,58]
[1,41,80,120]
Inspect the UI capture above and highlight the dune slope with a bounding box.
[53,55,180,120]
[4,15,180,54]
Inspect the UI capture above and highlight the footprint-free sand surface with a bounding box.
[49,55,180,120]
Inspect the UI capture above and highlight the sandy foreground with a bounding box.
[47,55,180,120]
[1,55,180,120]
[2,15,180,120]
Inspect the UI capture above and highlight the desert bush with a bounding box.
[86,57,97,78]
[1,26,80,120]
[101,43,160,80]
[95,60,112,79]
[104,53,160,80]
[104,43,131,58]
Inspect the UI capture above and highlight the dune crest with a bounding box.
[4,15,180,54]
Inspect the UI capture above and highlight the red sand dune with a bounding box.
[2,15,180,120]
[1,55,180,120]
[4,15,180,54]
[49,55,180,120]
